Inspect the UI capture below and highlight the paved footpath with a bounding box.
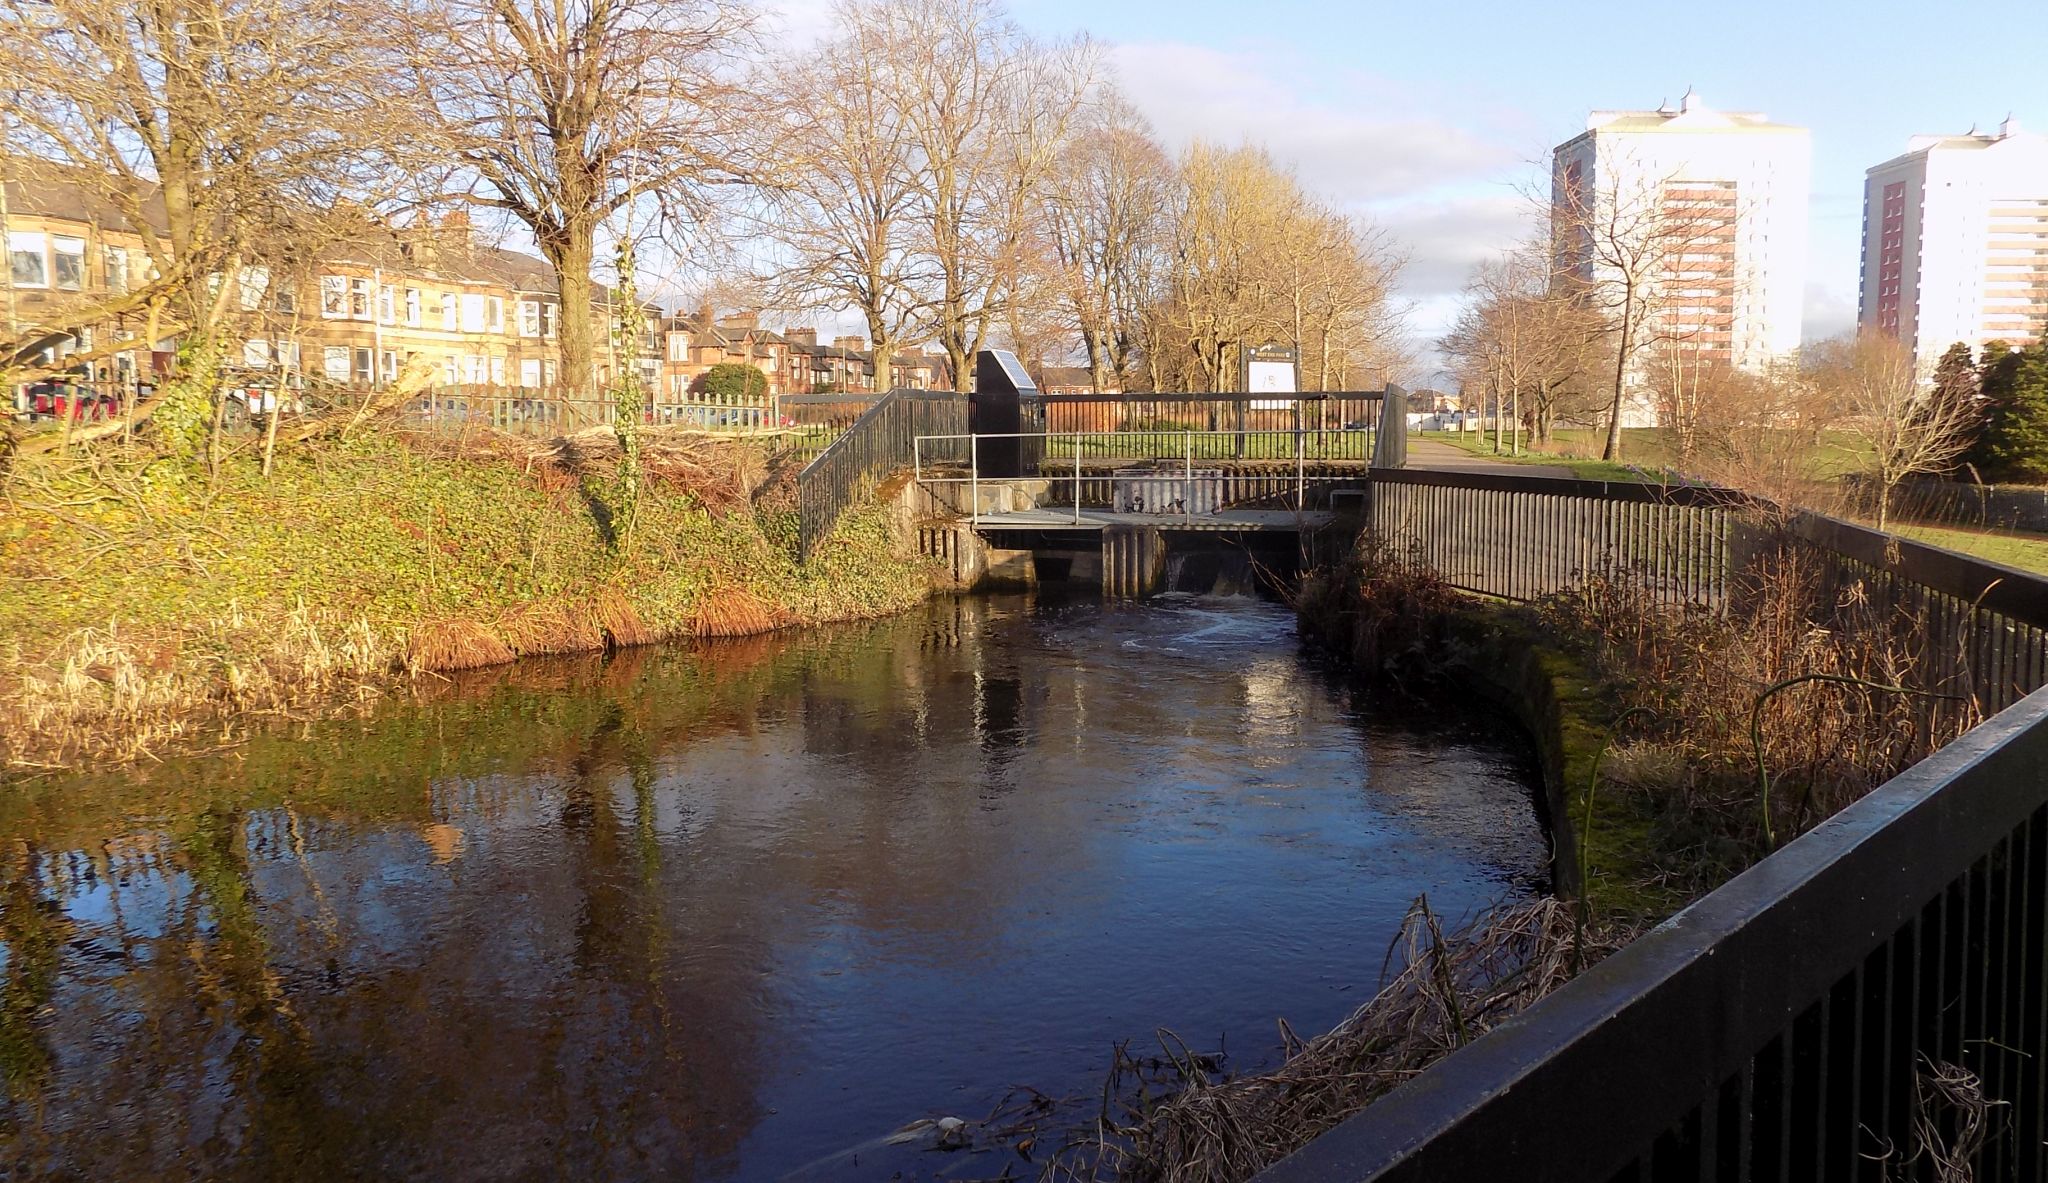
[1403,439,1575,480]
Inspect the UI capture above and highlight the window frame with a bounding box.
[49,235,86,292]
[9,230,49,288]
[321,275,348,319]
[104,245,129,295]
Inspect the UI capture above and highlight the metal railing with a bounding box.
[1369,468,2048,716]
[914,429,1375,524]
[1263,466,2048,1183]
[795,388,968,559]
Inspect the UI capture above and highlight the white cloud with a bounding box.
[1109,41,1519,203]
[1803,282,1858,344]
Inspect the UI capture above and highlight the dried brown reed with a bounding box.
[405,618,515,672]
[3,606,401,767]
[1294,533,1463,676]
[1903,1057,2005,1182]
[1540,519,1981,874]
[1017,898,1636,1183]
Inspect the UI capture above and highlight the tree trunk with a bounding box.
[544,231,600,393]
[1605,307,1633,462]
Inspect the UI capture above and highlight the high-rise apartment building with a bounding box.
[1859,117,2048,363]
[1551,92,1810,420]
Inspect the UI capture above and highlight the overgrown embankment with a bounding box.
[1,426,932,771]
[1297,527,1978,926]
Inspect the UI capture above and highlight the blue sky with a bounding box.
[759,0,2040,368]
[996,0,2043,361]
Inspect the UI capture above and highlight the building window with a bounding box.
[441,293,457,331]
[486,296,504,333]
[321,275,348,318]
[103,246,129,295]
[349,277,373,320]
[380,350,399,382]
[540,303,556,337]
[51,236,84,291]
[520,357,542,386]
[489,356,505,385]
[378,284,396,325]
[324,345,350,380]
[667,333,688,362]
[237,266,269,310]
[460,293,486,333]
[442,355,458,385]
[9,231,47,288]
[274,283,295,314]
[405,288,422,327]
[518,300,540,337]
[353,347,374,384]
[275,341,302,372]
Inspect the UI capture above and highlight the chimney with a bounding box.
[440,209,472,246]
[697,301,715,328]
[784,327,818,347]
[833,335,868,354]
[720,311,759,330]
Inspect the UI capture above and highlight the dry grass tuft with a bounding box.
[589,585,660,648]
[406,618,515,672]
[493,599,607,656]
[692,586,785,638]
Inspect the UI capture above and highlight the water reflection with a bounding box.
[0,594,1547,1180]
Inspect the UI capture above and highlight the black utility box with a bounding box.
[970,349,1044,478]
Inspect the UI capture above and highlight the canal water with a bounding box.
[0,594,1547,1180]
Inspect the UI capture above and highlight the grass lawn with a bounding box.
[1892,522,2048,576]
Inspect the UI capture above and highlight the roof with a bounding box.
[1870,119,2048,172]
[3,168,166,235]
[6,166,607,303]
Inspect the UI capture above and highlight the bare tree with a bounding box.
[0,0,399,456]
[406,0,758,389]
[756,3,934,386]
[1038,87,1171,392]
[1812,334,1979,530]
[1550,158,1732,461]
[1441,238,1602,447]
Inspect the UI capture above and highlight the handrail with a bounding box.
[794,387,967,559]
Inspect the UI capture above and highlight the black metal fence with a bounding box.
[1037,392,1383,462]
[795,388,967,559]
[1262,466,2048,1183]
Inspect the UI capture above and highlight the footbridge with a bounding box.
[791,350,1406,595]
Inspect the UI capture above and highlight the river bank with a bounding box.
[0,426,934,773]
